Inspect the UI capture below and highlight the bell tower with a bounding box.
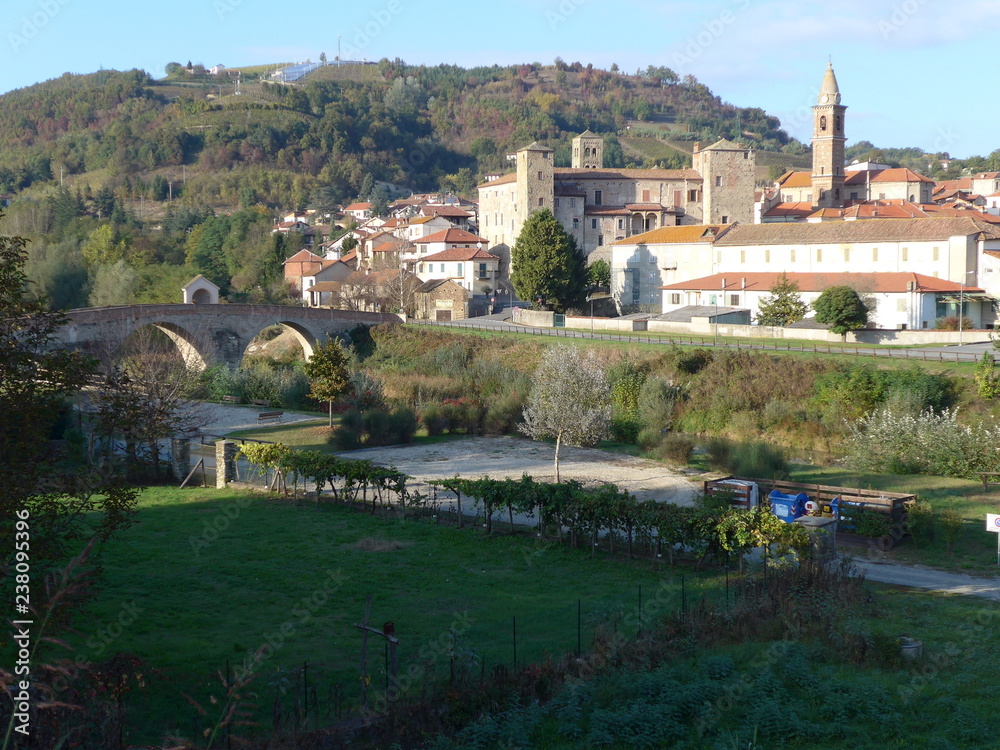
[811,63,846,208]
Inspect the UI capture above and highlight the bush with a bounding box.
[656,433,694,464]
[331,407,417,449]
[934,315,974,331]
[421,404,449,436]
[707,437,789,479]
[637,378,681,432]
[637,426,662,451]
[387,407,417,444]
[907,500,935,544]
[348,370,386,412]
[610,416,640,444]
[483,391,525,435]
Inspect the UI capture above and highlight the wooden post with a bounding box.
[359,594,372,711]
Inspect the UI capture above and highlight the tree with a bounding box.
[521,345,611,482]
[304,337,351,427]
[89,259,140,307]
[587,258,610,289]
[755,272,808,327]
[510,209,587,313]
[813,285,869,338]
[1,219,140,569]
[369,185,389,218]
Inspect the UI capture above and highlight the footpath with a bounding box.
[853,559,1000,602]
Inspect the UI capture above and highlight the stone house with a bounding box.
[414,278,469,321]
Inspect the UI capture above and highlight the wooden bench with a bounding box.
[251,399,272,407]
[221,395,240,404]
[980,472,1000,492]
[256,411,284,424]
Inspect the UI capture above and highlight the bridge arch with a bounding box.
[239,321,319,367]
[111,321,214,372]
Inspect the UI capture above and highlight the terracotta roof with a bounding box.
[585,206,631,216]
[624,202,673,211]
[306,281,343,293]
[935,178,973,192]
[975,172,1000,180]
[416,278,460,293]
[763,202,815,218]
[808,208,844,219]
[344,202,372,211]
[421,247,499,262]
[871,168,934,184]
[844,171,870,186]
[554,167,702,181]
[700,138,746,151]
[421,205,472,218]
[776,171,813,188]
[372,240,413,254]
[661,271,984,294]
[408,216,438,225]
[717,217,1000,245]
[478,173,517,188]
[414,228,488,245]
[340,250,358,264]
[286,249,323,263]
[841,201,929,219]
[610,224,730,246]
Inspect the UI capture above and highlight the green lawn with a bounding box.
[67,487,718,744]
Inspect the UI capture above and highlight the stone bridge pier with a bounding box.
[54,304,399,369]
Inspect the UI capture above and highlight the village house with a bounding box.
[415,245,501,295]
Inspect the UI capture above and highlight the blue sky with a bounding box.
[2,0,997,158]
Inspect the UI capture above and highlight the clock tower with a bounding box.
[811,63,846,208]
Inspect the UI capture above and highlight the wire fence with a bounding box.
[412,320,987,364]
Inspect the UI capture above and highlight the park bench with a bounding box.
[256,411,284,424]
[251,398,272,407]
[221,395,240,404]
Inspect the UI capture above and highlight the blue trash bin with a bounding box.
[768,490,807,523]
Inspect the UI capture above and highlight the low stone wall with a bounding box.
[513,309,554,327]
[565,317,647,332]
[649,318,990,345]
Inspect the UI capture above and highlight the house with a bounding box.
[660,271,986,330]
[412,228,489,259]
[415,246,501,294]
[302,260,354,305]
[182,275,220,304]
[283,249,328,295]
[419,204,473,229]
[272,220,315,245]
[402,215,453,241]
[337,268,421,314]
[608,225,731,309]
[210,64,227,76]
[344,202,372,221]
[414,278,470,321]
[868,168,935,204]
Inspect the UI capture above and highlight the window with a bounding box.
[570,198,576,208]
[740,250,746,264]
[896,299,907,312]
[537,171,543,180]
[594,190,603,206]
[591,219,598,229]
[835,115,842,131]
[554,198,560,208]
[618,218,624,230]
[844,248,850,262]
[765,249,771,263]
[721,215,729,224]
[851,192,859,200]
[790,248,796,262]
[820,115,827,130]
[816,248,822,262]
[689,189,698,202]
[715,176,722,187]
[729,294,740,306]
[670,293,681,304]
[456,263,463,276]
[932,246,939,261]
[479,263,487,278]
[538,197,544,206]
[572,218,579,229]
[642,189,651,201]
[542,152,550,160]
[873,247,878,261]
[901,247,908,261]
[419,263,424,273]
[598,235,604,246]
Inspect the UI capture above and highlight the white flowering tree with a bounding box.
[520,345,612,482]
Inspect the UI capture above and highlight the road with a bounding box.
[419,314,995,364]
[854,559,1000,602]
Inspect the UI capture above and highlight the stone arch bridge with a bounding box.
[54,304,399,369]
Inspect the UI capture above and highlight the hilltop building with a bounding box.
[478,131,756,274]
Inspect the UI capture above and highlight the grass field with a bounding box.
[67,487,719,744]
[54,484,1000,747]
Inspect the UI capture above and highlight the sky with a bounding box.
[1,0,998,158]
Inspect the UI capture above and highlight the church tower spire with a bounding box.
[811,63,846,208]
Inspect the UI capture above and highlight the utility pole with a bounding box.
[168,181,173,202]
[60,167,64,187]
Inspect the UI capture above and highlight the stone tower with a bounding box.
[571,130,604,169]
[811,63,847,208]
[693,139,756,225]
[514,141,554,242]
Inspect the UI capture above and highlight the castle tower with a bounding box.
[511,141,555,268]
[572,130,604,169]
[694,139,756,225]
[811,63,847,208]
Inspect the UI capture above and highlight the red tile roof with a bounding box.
[661,271,984,294]
[421,247,499,262]
[421,205,472,218]
[871,168,934,184]
[610,224,729,246]
[763,202,815,218]
[344,202,372,211]
[414,228,489,245]
[776,171,813,188]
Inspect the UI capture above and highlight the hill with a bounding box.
[0,60,805,214]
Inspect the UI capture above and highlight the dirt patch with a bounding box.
[339,436,699,507]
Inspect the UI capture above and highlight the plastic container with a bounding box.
[768,490,808,523]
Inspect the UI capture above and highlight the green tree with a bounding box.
[510,209,587,313]
[304,337,351,427]
[813,285,869,338]
[520,345,611,482]
[81,223,129,267]
[755,272,808,327]
[587,258,611,289]
[89,259,140,306]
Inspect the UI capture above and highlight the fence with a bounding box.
[412,320,986,364]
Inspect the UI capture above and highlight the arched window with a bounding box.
[835,115,842,131]
[820,115,827,131]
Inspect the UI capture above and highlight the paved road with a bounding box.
[854,559,1000,602]
[421,316,995,364]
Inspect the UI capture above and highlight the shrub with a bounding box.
[363,409,393,445]
[934,315,974,331]
[610,416,640,444]
[483,391,525,435]
[387,407,417,444]
[656,433,694,464]
[907,500,935,544]
[637,378,681,432]
[421,404,449,436]
[707,437,789,479]
[674,347,713,375]
[637,426,662,451]
[348,370,386,412]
